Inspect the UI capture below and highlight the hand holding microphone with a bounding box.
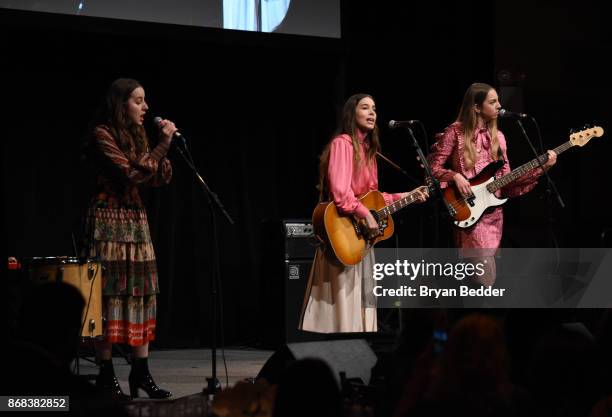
[153,116,181,145]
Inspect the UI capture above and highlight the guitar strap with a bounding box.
[317,151,420,202]
[376,152,420,185]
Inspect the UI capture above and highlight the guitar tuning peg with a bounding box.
[568,128,576,134]
[583,123,592,129]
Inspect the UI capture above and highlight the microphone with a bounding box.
[153,116,186,143]
[388,119,419,129]
[498,109,528,119]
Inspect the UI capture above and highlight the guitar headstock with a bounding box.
[569,125,604,147]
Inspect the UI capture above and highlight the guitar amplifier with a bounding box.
[259,219,324,347]
[283,220,316,260]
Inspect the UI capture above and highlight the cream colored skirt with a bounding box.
[299,247,377,333]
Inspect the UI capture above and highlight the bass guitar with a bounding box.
[445,126,604,228]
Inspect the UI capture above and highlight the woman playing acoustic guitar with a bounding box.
[299,93,428,333]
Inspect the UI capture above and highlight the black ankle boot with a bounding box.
[96,359,131,401]
[129,357,172,399]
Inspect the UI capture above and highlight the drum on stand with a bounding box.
[24,256,103,338]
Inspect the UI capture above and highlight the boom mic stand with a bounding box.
[529,116,562,249]
[172,136,234,398]
[374,151,419,334]
[516,118,564,210]
[400,124,456,247]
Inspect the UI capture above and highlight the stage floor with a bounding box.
[77,347,274,399]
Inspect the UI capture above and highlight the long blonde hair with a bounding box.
[456,83,502,169]
[318,94,381,200]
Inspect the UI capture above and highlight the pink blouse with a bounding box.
[428,122,542,250]
[327,132,402,219]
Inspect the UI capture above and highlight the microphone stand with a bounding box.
[529,117,561,250]
[172,137,234,398]
[375,151,419,334]
[516,118,565,209]
[401,124,455,247]
[376,152,420,186]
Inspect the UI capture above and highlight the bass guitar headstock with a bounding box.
[570,125,604,147]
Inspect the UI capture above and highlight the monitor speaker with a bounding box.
[257,339,377,385]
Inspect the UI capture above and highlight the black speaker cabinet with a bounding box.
[259,219,325,348]
[257,339,377,385]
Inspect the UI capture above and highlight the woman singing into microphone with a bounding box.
[299,93,428,333]
[84,78,176,400]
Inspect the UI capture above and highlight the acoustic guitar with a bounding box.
[312,186,429,266]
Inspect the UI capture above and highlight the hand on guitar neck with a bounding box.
[541,149,558,170]
[361,185,429,239]
[313,185,430,265]
[452,150,557,198]
[440,125,602,229]
[399,187,429,203]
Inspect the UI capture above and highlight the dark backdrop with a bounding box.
[494,0,612,249]
[3,1,610,347]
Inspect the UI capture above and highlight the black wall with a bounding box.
[494,0,612,247]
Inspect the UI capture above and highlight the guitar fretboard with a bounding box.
[376,187,425,218]
[487,141,572,192]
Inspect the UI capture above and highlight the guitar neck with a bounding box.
[488,141,571,192]
[376,189,423,218]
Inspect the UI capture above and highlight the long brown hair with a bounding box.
[96,78,149,155]
[318,93,381,199]
[456,83,501,169]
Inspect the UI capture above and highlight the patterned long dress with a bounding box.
[85,125,172,346]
